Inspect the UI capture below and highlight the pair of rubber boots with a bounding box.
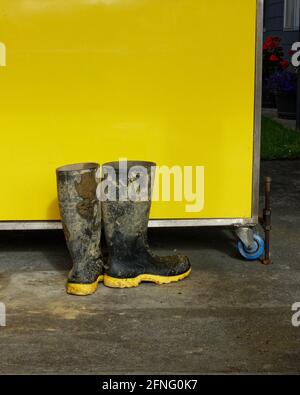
[56,161,191,296]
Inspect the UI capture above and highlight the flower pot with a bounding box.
[276,91,297,120]
[262,89,276,108]
[262,79,276,108]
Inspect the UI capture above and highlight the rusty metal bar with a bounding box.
[261,177,272,265]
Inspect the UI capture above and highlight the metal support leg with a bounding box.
[261,177,272,265]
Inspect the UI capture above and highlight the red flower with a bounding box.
[263,36,281,51]
[280,60,289,69]
[265,37,274,46]
[270,55,279,62]
[271,37,281,48]
[288,49,295,56]
[263,37,273,50]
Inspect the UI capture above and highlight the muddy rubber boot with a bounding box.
[101,161,191,288]
[56,163,104,296]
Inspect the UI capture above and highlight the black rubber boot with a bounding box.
[56,163,104,295]
[101,161,191,288]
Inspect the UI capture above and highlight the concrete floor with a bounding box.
[0,161,300,374]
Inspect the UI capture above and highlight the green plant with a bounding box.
[261,116,300,160]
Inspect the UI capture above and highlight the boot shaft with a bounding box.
[101,161,156,203]
[56,163,103,282]
[101,161,156,253]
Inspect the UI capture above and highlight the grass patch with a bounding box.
[261,116,300,160]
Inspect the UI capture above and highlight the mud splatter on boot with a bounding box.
[101,161,191,288]
[56,163,104,295]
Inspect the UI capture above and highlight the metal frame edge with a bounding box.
[252,0,264,221]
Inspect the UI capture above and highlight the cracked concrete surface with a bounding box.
[0,161,299,374]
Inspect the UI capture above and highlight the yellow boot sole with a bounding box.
[104,268,192,289]
[66,274,104,296]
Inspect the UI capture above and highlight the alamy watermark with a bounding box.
[99,160,205,213]
[291,42,300,67]
[292,303,300,328]
[0,42,6,67]
[0,303,6,327]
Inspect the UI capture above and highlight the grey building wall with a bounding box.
[264,0,299,53]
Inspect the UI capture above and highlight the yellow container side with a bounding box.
[0,0,257,221]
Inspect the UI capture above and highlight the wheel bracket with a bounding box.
[235,226,255,250]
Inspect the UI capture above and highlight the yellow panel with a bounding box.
[0,0,257,220]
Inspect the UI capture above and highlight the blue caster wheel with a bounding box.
[237,234,265,261]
